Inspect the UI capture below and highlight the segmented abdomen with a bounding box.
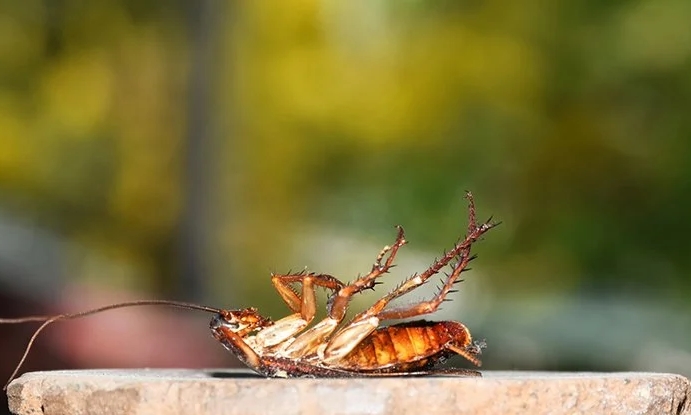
[337,320,470,371]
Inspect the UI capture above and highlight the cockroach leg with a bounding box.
[253,273,344,348]
[270,272,344,319]
[370,249,474,321]
[327,226,406,321]
[355,191,497,321]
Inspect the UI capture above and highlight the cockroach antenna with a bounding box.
[0,300,223,390]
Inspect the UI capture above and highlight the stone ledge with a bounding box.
[7,369,690,415]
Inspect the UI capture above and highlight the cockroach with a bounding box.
[1,191,498,389]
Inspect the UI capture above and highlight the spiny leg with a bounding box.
[358,191,497,321]
[323,192,497,361]
[374,250,475,321]
[328,225,407,321]
[281,227,407,357]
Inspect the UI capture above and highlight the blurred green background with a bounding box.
[1,0,690,382]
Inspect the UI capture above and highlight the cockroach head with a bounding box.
[210,308,273,336]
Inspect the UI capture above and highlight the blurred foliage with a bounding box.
[0,0,690,361]
[0,1,189,290]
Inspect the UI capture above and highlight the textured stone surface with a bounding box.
[6,369,690,415]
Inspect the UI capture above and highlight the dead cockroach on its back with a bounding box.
[1,191,498,388]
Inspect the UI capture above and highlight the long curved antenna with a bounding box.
[2,300,223,390]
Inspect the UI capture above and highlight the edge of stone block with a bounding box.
[6,370,691,415]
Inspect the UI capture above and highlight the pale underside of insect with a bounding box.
[1,191,497,387]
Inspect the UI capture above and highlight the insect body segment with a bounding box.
[210,191,497,377]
